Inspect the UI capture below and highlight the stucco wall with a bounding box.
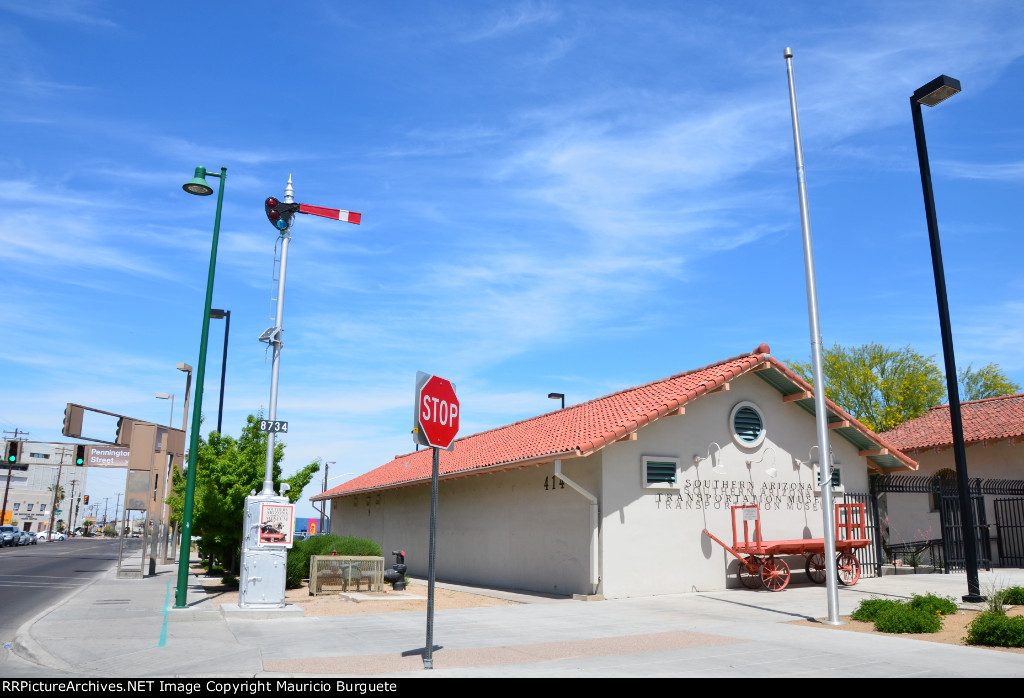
[599,373,870,597]
[328,456,597,595]
[884,439,1023,554]
[325,371,877,598]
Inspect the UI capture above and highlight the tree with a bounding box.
[958,363,1021,401]
[167,413,320,573]
[788,343,945,433]
[788,344,1020,433]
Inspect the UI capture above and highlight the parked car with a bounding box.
[27,532,38,545]
[38,531,66,542]
[0,525,18,547]
[16,531,31,546]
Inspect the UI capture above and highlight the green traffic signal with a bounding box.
[75,445,86,466]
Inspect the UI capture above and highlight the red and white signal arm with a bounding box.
[414,371,460,451]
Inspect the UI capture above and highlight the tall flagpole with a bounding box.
[784,47,842,625]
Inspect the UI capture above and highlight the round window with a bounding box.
[730,401,766,448]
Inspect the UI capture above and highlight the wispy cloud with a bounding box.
[935,160,1024,182]
[462,1,561,42]
[0,0,118,28]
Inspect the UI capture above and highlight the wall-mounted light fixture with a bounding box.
[693,442,725,475]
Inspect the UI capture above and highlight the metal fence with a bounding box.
[842,491,882,578]
[309,555,385,595]
[995,498,1024,568]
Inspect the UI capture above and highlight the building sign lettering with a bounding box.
[654,478,820,511]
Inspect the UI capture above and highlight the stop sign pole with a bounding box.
[413,371,459,669]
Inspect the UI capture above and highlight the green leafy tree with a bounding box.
[789,344,1019,432]
[958,363,1020,401]
[167,413,320,573]
[788,343,945,433]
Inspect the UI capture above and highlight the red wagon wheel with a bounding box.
[760,556,790,592]
[837,553,861,586]
[738,556,763,589]
[805,553,827,584]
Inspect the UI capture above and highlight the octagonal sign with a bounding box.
[414,371,460,450]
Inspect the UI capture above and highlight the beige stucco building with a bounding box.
[880,394,1024,561]
[315,345,917,598]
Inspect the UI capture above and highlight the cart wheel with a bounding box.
[738,556,762,589]
[837,553,860,586]
[805,553,827,584]
[760,557,791,592]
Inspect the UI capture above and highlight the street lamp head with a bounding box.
[183,166,214,196]
[176,362,192,374]
[548,392,564,400]
[209,308,229,320]
[156,393,172,400]
[913,75,961,107]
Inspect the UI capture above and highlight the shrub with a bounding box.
[285,535,383,589]
[965,611,1024,647]
[1000,586,1024,605]
[908,593,958,616]
[850,598,899,622]
[221,574,239,588]
[873,603,942,634]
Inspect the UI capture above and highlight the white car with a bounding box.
[39,531,67,541]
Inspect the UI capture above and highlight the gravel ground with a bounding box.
[192,564,518,616]
[792,604,1024,654]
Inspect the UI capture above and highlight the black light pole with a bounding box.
[911,75,983,602]
[209,309,231,434]
[548,392,565,409]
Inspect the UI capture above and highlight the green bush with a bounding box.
[221,574,239,588]
[965,611,1024,647]
[1000,586,1024,605]
[873,603,942,634]
[908,593,958,616]
[285,535,383,589]
[850,598,899,622]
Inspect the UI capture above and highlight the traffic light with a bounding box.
[84,495,89,505]
[75,445,86,466]
[265,197,299,231]
[5,440,19,464]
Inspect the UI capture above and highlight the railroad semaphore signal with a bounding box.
[264,195,361,232]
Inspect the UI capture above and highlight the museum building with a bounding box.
[314,344,917,598]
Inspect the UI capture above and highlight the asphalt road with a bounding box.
[0,537,121,643]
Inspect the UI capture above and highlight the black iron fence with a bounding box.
[868,474,1024,571]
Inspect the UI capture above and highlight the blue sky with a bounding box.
[2,1,1023,522]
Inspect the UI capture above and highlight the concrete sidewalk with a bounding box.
[12,559,1024,677]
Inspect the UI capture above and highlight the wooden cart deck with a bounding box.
[702,503,870,591]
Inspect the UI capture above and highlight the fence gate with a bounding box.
[994,498,1024,568]
[937,488,991,572]
[843,491,882,578]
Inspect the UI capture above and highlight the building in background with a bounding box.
[1,442,89,532]
[314,345,916,598]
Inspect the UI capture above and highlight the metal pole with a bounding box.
[175,166,226,609]
[910,98,983,601]
[217,311,230,434]
[263,182,293,495]
[424,445,440,669]
[784,48,842,624]
[47,448,67,535]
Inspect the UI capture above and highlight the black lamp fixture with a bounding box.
[548,392,565,409]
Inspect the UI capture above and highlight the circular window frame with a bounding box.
[729,401,766,449]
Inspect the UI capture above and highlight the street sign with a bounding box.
[259,420,289,433]
[414,372,459,451]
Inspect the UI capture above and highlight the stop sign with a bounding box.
[415,373,460,450]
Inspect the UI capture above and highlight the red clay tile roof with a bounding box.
[881,393,1024,451]
[313,344,915,500]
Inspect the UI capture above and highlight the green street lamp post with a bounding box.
[175,166,227,609]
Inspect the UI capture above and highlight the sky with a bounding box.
[2,1,1023,523]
